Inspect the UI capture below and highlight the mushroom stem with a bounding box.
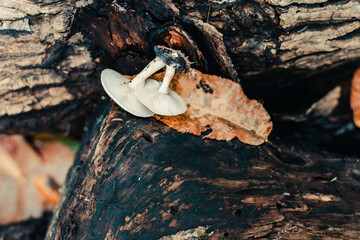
[129,57,166,88]
[158,65,175,94]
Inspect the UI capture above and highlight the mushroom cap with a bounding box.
[154,46,191,72]
[101,69,154,117]
[134,79,187,116]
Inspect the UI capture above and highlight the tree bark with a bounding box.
[2,1,360,238]
[1,0,360,135]
[0,0,100,135]
[46,102,360,239]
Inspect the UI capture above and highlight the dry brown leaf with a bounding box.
[33,175,60,206]
[152,70,272,145]
[0,135,74,225]
[350,68,360,127]
[306,86,341,117]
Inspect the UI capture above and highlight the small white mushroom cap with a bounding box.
[101,69,154,117]
[134,79,187,116]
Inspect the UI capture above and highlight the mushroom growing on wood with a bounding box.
[134,46,190,116]
[101,46,190,117]
[101,57,166,117]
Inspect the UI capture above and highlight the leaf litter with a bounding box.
[0,135,75,225]
[306,86,341,117]
[150,70,273,145]
[351,68,360,127]
[280,86,341,122]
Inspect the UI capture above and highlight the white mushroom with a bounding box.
[101,57,166,117]
[134,65,187,116]
[101,46,189,117]
[134,46,189,116]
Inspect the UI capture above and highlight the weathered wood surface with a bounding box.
[46,102,360,239]
[2,0,360,135]
[0,0,100,135]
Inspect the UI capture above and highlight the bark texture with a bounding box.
[46,102,360,239]
[2,1,360,237]
[0,0,100,135]
[1,0,360,135]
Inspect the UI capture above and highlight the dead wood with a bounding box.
[1,0,360,135]
[46,102,360,239]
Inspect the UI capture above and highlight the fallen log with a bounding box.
[46,102,360,239]
[2,0,360,135]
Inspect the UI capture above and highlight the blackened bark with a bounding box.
[46,102,360,239]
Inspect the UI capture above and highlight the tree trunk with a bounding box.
[45,102,360,239]
[1,0,360,135]
[2,0,360,239]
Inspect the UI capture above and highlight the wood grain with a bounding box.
[1,0,360,134]
[46,102,360,239]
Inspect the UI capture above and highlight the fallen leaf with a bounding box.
[33,175,60,206]
[350,68,360,127]
[0,135,74,225]
[305,86,341,117]
[152,70,272,145]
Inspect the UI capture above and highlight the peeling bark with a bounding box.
[46,103,360,239]
[1,0,360,135]
[0,0,100,135]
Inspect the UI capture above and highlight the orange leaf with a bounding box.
[350,68,360,127]
[33,175,60,206]
[152,70,273,145]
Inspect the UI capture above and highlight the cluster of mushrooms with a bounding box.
[101,46,190,117]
